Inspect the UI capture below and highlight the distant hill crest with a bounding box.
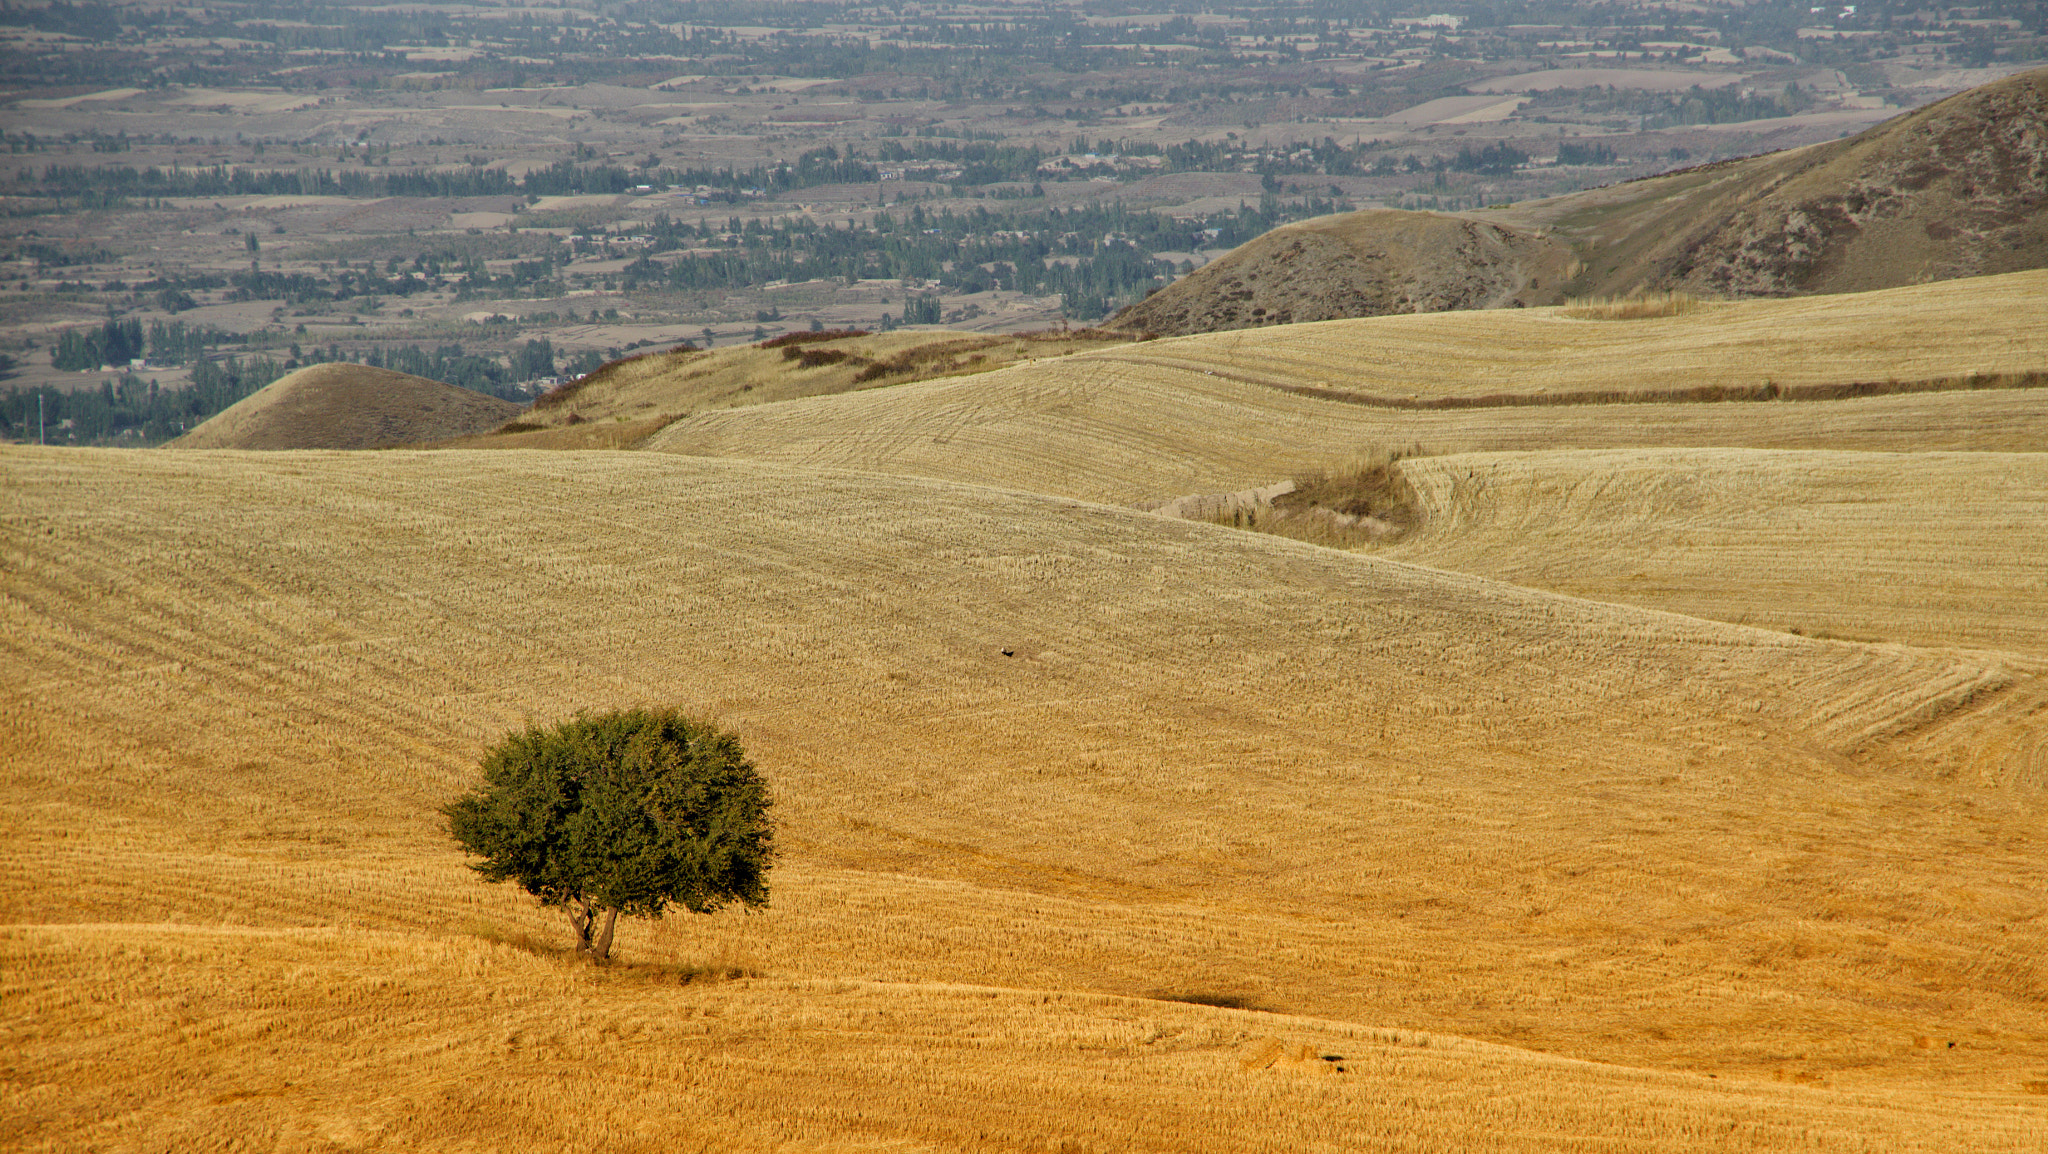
[1111,65,2048,337]
[169,363,523,451]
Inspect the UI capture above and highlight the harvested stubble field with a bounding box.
[646,359,2048,509]
[4,447,2047,1151]
[643,272,2048,509]
[1098,269,2048,406]
[458,328,1140,450]
[1380,448,2048,656]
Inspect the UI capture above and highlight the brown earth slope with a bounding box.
[169,363,522,450]
[1540,62,2048,299]
[1107,210,1574,336]
[1113,66,2048,336]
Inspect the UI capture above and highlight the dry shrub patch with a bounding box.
[1274,368,2048,412]
[1216,444,1428,548]
[853,337,1001,383]
[1563,291,1709,321]
[1010,325,1139,343]
[758,328,870,349]
[1150,990,1277,1012]
[532,346,700,411]
[790,347,859,368]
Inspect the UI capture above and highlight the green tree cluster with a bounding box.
[444,709,776,961]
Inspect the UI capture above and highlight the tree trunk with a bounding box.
[565,900,619,961]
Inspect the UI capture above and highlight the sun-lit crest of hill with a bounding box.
[1113,66,2048,336]
[169,363,524,450]
[647,270,2048,505]
[443,327,1139,450]
[6,447,2047,1150]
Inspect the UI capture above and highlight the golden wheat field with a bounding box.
[4,439,2047,1151]
[1106,267,2048,405]
[639,273,2048,507]
[646,356,2048,508]
[1381,448,2048,655]
[457,328,1141,449]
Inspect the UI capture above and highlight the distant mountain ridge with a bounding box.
[1110,65,2048,337]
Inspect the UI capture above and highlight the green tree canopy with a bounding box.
[444,708,775,960]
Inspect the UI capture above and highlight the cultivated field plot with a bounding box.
[465,328,1139,445]
[1104,269,2048,404]
[1384,448,2048,655]
[8,926,2038,1154]
[648,352,2048,508]
[4,448,2047,1151]
[644,273,2048,509]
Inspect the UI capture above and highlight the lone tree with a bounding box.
[445,708,775,961]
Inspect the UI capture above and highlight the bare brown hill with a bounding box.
[1539,63,2048,299]
[169,363,522,450]
[1112,66,2048,336]
[1107,210,1574,336]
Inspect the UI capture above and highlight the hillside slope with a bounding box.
[648,271,2048,506]
[1540,62,2048,299]
[1108,209,1573,336]
[1112,66,2048,335]
[7,447,2048,1148]
[1381,448,2048,656]
[169,363,522,450]
[440,328,1136,449]
[5,448,2046,1129]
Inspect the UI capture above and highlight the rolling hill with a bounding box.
[169,363,523,450]
[1381,447,2048,656]
[1110,65,2048,336]
[9,248,2048,1147]
[1103,209,1574,337]
[442,327,1138,450]
[5,447,2046,1152]
[646,270,2048,505]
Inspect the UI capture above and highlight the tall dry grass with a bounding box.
[1207,444,1429,548]
[1561,290,1710,321]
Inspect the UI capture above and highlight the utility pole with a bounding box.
[38,391,44,445]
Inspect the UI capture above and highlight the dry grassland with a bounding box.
[643,271,2047,511]
[1381,448,2048,656]
[647,351,2048,507]
[10,925,2041,1154]
[1100,269,2048,405]
[5,448,2048,1150]
[459,329,1137,446]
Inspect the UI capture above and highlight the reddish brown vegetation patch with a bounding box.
[757,328,871,349]
[1266,369,2047,411]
